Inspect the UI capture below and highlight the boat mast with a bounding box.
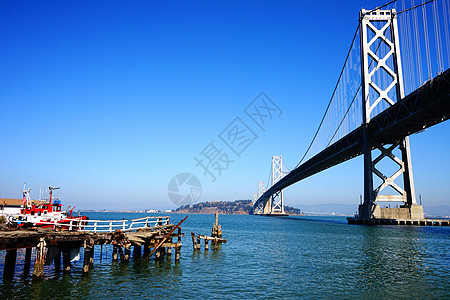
[48,186,60,205]
[23,182,31,208]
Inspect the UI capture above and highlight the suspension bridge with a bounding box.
[252,0,450,222]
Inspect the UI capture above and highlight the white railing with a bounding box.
[128,216,170,231]
[14,216,171,232]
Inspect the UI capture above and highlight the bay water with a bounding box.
[0,213,449,299]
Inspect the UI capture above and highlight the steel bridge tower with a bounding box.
[359,9,423,220]
[262,155,285,214]
[253,181,265,214]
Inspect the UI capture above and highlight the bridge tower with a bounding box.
[258,181,265,198]
[253,181,265,214]
[263,155,285,214]
[359,9,423,220]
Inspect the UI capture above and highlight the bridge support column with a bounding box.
[359,8,423,220]
[263,196,271,214]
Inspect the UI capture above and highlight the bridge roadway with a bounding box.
[257,68,450,205]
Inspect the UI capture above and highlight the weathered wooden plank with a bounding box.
[197,235,227,243]
[160,242,182,248]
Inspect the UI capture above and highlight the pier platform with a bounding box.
[0,216,186,281]
[347,217,449,226]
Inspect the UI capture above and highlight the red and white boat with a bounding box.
[7,184,88,230]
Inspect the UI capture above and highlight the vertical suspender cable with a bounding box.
[407,2,416,92]
[422,0,432,79]
[432,0,443,72]
[403,0,413,94]
[401,0,408,93]
[442,0,450,67]
[412,0,423,85]
[295,24,360,167]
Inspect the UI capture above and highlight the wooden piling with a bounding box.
[155,249,161,260]
[118,246,124,262]
[3,249,17,280]
[63,250,71,273]
[89,244,94,266]
[143,242,150,258]
[191,232,197,250]
[133,245,141,258]
[177,227,182,243]
[82,244,93,276]
[124,246,131,261]
[23,247,32,275]
[212,213,222,238]
[32,238,46,281]
[176,228,181,261]
[112,245,119,261]
[175,247,180,261]
[196,235,201,250]
[54,249,61,272]
[205,240,209,251]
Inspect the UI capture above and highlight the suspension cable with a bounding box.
[366,0,398,14]
[295,23,360,169]
[397,0,434,14]
[325,35,385,148]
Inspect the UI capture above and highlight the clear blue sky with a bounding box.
[1,0,448,210]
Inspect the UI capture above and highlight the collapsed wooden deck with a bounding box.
[0,216,186,281]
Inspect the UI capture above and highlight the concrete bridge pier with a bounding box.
[263,196,271,214]
[358,203,424,220]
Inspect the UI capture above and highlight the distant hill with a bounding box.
[424,205,450,218]
[172,200,302,215]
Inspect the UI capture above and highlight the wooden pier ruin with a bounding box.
[0,216,186,281]
[191,213,226,251]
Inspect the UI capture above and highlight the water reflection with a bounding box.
[357,226,434,298]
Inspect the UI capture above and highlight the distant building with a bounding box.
[0,198,47,215]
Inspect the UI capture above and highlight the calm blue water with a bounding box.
[0,213,449,299]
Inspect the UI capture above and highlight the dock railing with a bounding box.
[15,216,171,232]
[127,216,170,231]
[76,216,171,232]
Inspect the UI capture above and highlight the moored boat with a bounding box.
[4,184,88,230]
